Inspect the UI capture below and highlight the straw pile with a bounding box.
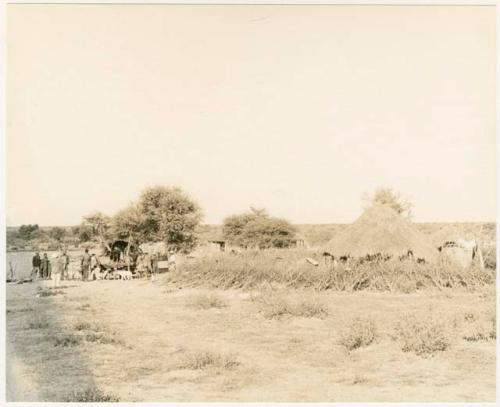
[326,205,438,261]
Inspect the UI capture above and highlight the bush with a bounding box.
[64,388,120,402]
[338,317,377,350]
[394,314,451,356]
[177,351,240,372]
[186,293,227,309]
[256,290,328,319]
[84,332,121,345]
[28,317,49,330]
[223,208,296,249]
[53,335,82,347]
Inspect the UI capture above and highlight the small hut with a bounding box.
[431,225,484,269]
[325,205,438,262]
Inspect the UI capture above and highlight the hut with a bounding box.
[325,205,438,262]
[431,225,484,269]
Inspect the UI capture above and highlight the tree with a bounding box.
[48,226,66,242]
[223,208,296,249]
[111,186,203,253]
[363,187,413,218]
[17,224,40,241]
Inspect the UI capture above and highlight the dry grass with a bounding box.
[253,289,329,319]
[176,350,240,373]
[63,388,120,402]
[338,317,378,350]
[28,316,50,330]
[185,292,227,309]
[172,250,494,293]
[393,314,451,357]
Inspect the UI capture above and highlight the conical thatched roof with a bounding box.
[326,205,438,261]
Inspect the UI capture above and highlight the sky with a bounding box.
[6,5,497,226]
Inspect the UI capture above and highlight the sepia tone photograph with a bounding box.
[4,2,497,403]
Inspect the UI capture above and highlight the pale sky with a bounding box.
[6,5,497,226]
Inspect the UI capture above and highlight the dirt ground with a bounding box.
[6,277,496,402]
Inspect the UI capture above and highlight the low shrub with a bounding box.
[394,314,451,356]
[64,388,120,402]
[53,335,82,347]
[338,317,377,351]
[28,317,49,330]
[256,290,328,319]
[177,351,240,372]
[186,293,227,309]
[84,332,122,345]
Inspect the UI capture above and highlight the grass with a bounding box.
[186,292,227,309]
[63,388,120,402]
[459,311,496,342]
[37,289,65,297]
[176,350,240,373]
[338,317,378,351]
[393,313,451,357]
[171,249,495,293]
[28,317,50,330]
[52,334,83,347]
[254,289,329,319]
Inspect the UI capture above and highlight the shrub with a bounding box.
[394,314,451,356]
[53,335,82,347]
[28,318,49,330]
[37,289,65,297]
[177,351,240,372]
[256,290,328,319]
[85,332,121,345]
[64,388,120,402]
[186,293,227,309]
[74,321,92,331]
[338,317,377,351]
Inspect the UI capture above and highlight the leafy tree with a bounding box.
[17,224,40,241]
[363,187,413,218]
[48,226,66,242]
[111,186,202,253]
[223,208,296,249]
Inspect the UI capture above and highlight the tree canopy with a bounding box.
[223,208,296,249]
[363,187,413,218]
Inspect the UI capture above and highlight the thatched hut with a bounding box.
[325,205,438,261]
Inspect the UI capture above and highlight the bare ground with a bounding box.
[6,277,496,402]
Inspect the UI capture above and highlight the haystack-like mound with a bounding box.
[326,205,438,261]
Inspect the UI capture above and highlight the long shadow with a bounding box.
[6,270,115,402]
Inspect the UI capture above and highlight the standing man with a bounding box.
[32,252,41,280]
[89,253,101,281]
[81,248,91,281]
[168,250,177,272]
[40,253,50,279]
[51,253,64,288]
[61,250,70,280]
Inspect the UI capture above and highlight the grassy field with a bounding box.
[6,275,496,402]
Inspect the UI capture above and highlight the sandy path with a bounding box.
[6,339,41,401]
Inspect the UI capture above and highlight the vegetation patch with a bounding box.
[186,293,227,309]
[63,388,120,402]
[37,289,65,297]
[394,314,451,356]
[28,317,50,330]
[338,317,378,351]
[52,334,83,347]
[176,351,240,373]
[255,290,329,319]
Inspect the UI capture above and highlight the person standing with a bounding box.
[81,248,91,281]
[32,252,41,280]
[168,250,177,272]
[40,253,50,279]
[88,253,100,281]
[51,253,64,288]
[61,250,70,280]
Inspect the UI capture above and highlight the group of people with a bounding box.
[31,247,177,288]
[31,251,69,280]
